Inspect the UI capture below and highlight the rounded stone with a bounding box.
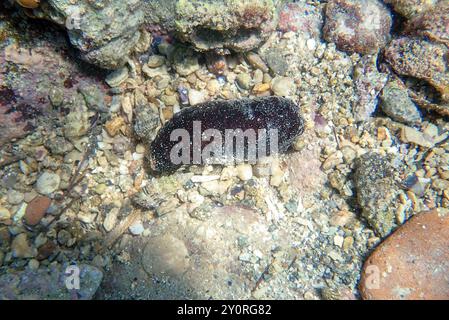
[236,164,253,181]
[323,0,392,55]
[36,172,60,195]
[0,207,11,221]
[359,209,449,300]
[24,196,51,226]
[271,76,296,97]
[7,190,24,205]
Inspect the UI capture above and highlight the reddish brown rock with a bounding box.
[384,38,449,104]
[404,2,449,46]
[24,196,51,226]
[359,209,449,300]
[323,0,392,55]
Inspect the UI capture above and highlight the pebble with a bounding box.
[36,171,61,195]
[380,80,422,125]
[0,251,3,266]
[28,259,39,270]
[236,164,253,181]
[360,209,449,299]
[245,52,269,73]
[252,83,271,94]
[103,207,119,232]
[236,73,252,90]
[188,89,207,105]
[105,116,125,137]
[57,229,72,246]
[271,76,296,97]
[11,233,36,258]
[129,221,145,236]
[333,235,344,248]
[401,126,435,148]
[106,67,129,87]
[7,190,24,205]
[0,207,11,221]
[24,196,51,226]
[13,203,27,223]
[147,55,166,68]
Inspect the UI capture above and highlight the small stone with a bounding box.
[0,251,4,266]
[360,209,449,299]
[245,52,269,73]
[188,89,207,105]
[11,233,36,258]
[334,234,344,247]
[401,126,435,148]
[354,152,398,237]
[0,207,11,221]
[173,48,200,76]
[252,83,271,94]
[57,230,72,246]
[103,207,119,232]
[147,55,166,68]
[13,203,27,223]
[236,73,252,90]
[380,80,421,124]
[24,196,51,226]
[236,164,253,181]
[271,76,295,97]
[129,221,145,236]
[330,210,354,227]
[106,67,129,87]
[94,183,107,195]
[36,172,61,195]
[28,259,39,270]
[105,117,125,137]
[7,190,24,205]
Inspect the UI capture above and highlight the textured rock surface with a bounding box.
[354,153,399,237]
[353,55,388,121]
[380,79,422,125]
[404,1,449,45]
[16,0,145,69]
[383,0,440,19]
[384,38,449,104]
[360,209,449,300]
[144,0,284,53]
[323,0,392,55]
[0,264,103,300]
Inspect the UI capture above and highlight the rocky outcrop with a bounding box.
[143,0,285,53]
[15,0,145,69]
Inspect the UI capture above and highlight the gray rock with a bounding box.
[0,264,103,300]
[29,0,145,69]
[380,80,421,124]
[354,152,399,237]
[36,171,61,195]
[144,0,285,53]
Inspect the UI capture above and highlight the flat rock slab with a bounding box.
[359,209,449,300]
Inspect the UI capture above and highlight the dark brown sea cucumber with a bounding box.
[149,96,305,173]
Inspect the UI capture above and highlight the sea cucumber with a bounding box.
[149,96,305,173]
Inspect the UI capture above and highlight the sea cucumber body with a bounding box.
[149,96,305,173]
